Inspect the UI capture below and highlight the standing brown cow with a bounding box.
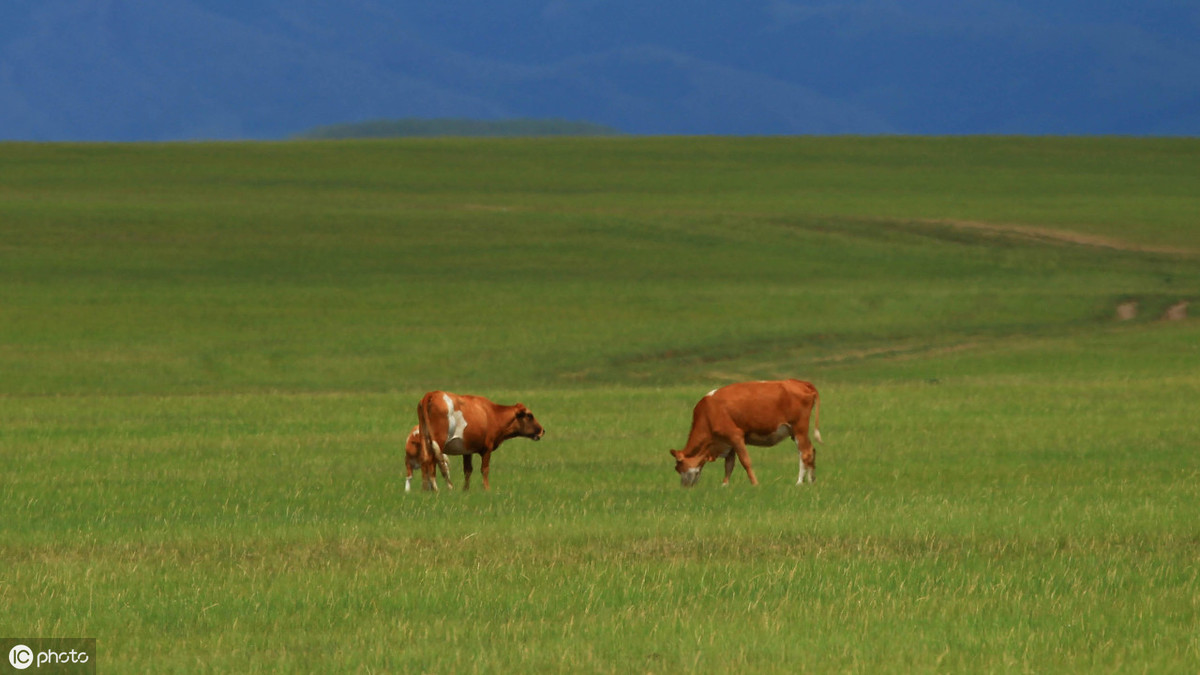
[417,391,545,492]
[670,379,822,487]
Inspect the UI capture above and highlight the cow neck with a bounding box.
[494,404,525,441]
[682,427,713,460]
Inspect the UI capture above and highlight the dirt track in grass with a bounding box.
[920,218,1200,256]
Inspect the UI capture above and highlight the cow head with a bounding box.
[670,449,710,487]
[513,404,545,441]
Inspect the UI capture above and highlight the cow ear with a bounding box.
[669,449,683,460]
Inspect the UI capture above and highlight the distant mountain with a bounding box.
[296,118,622,139]
[1,1,1197,141]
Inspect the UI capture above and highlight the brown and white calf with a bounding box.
[416,391,545,491]
[670,379,822,487]
[403,426,431,493]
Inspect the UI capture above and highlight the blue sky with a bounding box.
[1,1,1197,139]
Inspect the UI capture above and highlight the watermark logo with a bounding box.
[1,640,94,674]
[7,645,33,670]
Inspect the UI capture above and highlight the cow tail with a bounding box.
[811,386,823,444]
[417,394,428,460]
[417,393,436,475]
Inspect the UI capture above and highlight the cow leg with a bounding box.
[462,454,474,491]
[480,449,493,491]
[421,453,439,492]
[796,434,816,484]
[722,450,736,486]
[421,441,453,492]
[732,439,759,486]
[421,450,456,491]
[405,455,416,493]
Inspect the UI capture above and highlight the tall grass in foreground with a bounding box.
[1,138,1197,671]
[3,350,1198,671]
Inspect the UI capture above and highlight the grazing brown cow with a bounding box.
[417,391,545,492]
[670,379,822,487]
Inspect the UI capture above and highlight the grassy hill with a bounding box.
[1,137,1197,671]
[1,137,1195,395]
[295,118,624,139]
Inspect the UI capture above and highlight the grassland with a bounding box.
[1,137,1198,672]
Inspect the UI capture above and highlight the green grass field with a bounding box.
[1,137,1198,672]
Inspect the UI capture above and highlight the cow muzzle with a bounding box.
[680,467,701,487]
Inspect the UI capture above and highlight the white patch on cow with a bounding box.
[441,394,469,455]
[681,467,702,487]
[705,388,718,397]
[813,428,823,444]
[405,476,412,492]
